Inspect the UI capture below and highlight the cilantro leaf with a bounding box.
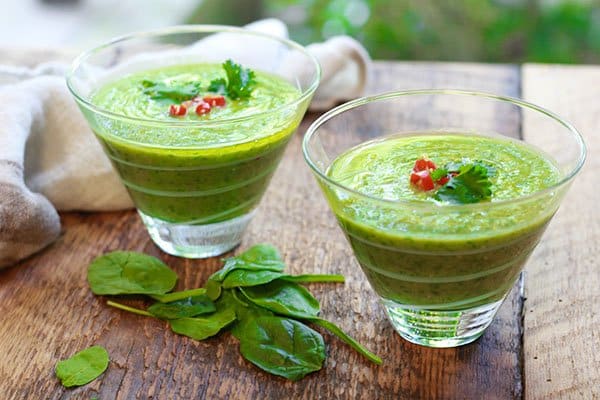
[208,59,256,100]
[430,168,449,181]
[141,80,202,103]
[444,159,496,177]
[207,78,227,95]
[473,160,496,177]
[434,164,492,204]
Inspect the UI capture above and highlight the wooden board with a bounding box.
[0,62,524,399]
[522,64,600,399]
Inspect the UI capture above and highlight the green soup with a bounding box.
[326,133,562,309]
[89,63,302,223]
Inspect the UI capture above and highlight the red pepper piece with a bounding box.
[410,170,435,191]
[203,95,226,107]
[437,175,450,185]
[169,104,187,117]
[195,101,212,115]
[413,158,437,172]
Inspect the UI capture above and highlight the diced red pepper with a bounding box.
[203,95,226,107]
[169,104,187,117]
[413,157,437,172]
[195,101,212,115]
[410,170,435,191]
[437,175,450,185]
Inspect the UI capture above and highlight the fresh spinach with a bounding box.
[55,345,109,388]
[281,274,345,284]
[87,251,177,296]
[237,316,325,381]
[209,244,285,283]
[170,307,236,340]
[221,269,285,289]
[239,281,382,365]
[239,280,320,318]
[150,288,207,303]
[87,244,381,381]
[148,295,215,320]
[309,318,383,365]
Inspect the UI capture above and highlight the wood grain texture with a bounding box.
[522,64,600,399]
[0,62,524,399]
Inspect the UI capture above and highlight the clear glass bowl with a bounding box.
[303,90,585,347]
[67,25,320,258]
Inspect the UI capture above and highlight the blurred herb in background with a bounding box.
[188,0,600,64]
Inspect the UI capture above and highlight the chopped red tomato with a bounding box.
[169,104,187,117]
[437,175,450,185]
[195,101,212,115]
[413,157,437,172]
[410,170,435,191]
[203,95,226,107]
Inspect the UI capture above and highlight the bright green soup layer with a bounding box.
[325,133,562,309]
[88,63,303,223]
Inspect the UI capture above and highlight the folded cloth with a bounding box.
[0,19,371,268]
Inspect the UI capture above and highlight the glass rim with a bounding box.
[302,89,587,210]
[66,24,321,131]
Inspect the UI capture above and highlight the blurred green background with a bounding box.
[188,0,600,64]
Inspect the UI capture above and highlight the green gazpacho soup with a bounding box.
[89,63,302,223]
[326,133,561,309]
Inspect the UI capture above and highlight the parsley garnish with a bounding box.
[141,80,202,103]
[430,168,449,181]
[208,59,256,100]
[434,163,492,204]
[140,60,256,107]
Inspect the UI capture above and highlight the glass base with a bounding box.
[138,210,255,258]
[381,298,504,348]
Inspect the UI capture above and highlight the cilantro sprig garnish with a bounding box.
[141,80,202,103]
[409,157,494,204]
[139,60,256,117]
[434,163,493,204]
[208,59,256,100]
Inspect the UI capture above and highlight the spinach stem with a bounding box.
[106,300,153,317]
[284,274,345,283]
[150,288,207,303]
[311,318,382,365]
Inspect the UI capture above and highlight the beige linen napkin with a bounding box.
[0,19,371,268]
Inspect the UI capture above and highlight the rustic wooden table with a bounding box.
[0,56,598,399]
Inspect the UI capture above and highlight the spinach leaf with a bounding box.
[310,318,382,365]
[239,280,320,318]
[148,295,215,320]
[87,251,177,295]
[281,274,345,284]
[55,345,109,388]
[220,290,275,339]
[221,269,285,289]
[170,307,236,340]
[237,316,325,381]
[209,244,285,283]
[150,288,207,303]
[206,279,222,301]
[238,282,380,364]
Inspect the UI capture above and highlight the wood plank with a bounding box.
[522,64,600,399]
[0,62,523,399]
